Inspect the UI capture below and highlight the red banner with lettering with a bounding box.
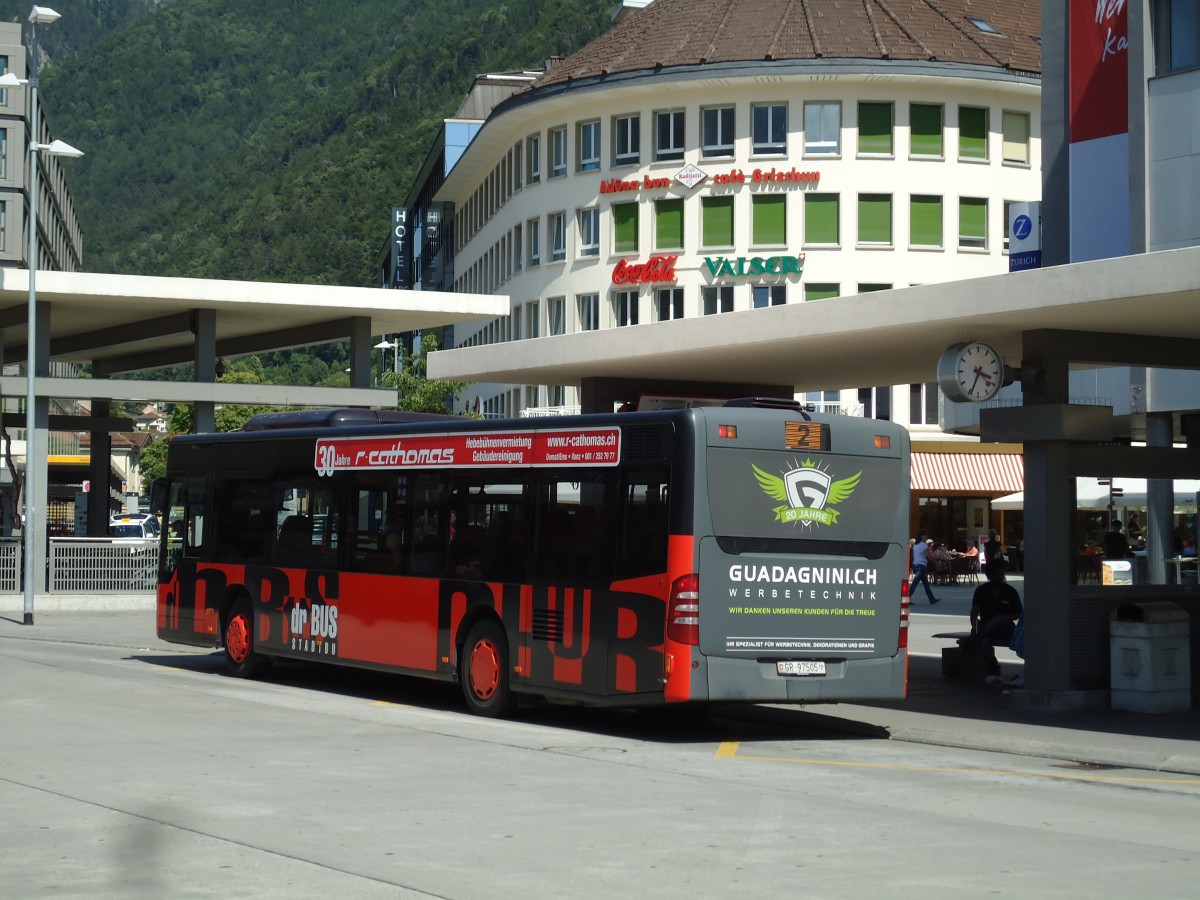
[1069,0,1128,144]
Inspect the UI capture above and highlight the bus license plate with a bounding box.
[776,660,826,676]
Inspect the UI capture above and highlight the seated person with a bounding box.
[962,560,1023,684]
[960,541,980,559]
[1181,537,1196,558]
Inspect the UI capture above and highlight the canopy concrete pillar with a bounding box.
[87,397,112,536]
[192,309,217,433]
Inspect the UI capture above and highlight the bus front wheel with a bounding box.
[224,598,270,679]
[460,619,516,718]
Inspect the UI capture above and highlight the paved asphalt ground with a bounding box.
[2,574,1198,775]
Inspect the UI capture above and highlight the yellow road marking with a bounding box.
[714,740,1200,785]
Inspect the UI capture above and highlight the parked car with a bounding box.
[109,513,159,539]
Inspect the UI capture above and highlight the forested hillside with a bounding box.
[23,0,610,285]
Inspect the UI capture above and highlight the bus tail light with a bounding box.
[667,574,700,646]
[898,580,910,649]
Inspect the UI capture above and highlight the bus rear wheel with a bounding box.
[460,619,515,718]
[224,598,270,679]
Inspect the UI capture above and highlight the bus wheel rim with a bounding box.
[227,614,251,664]
[468,638,500,700]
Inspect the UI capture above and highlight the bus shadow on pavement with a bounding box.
[130,650,892,743]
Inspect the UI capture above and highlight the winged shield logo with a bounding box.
[753,461,861,526]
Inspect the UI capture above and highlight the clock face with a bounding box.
[937,342,1005,403]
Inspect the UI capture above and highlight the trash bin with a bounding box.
[1110,602,1191,713]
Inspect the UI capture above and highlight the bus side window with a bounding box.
[534,472,617,583]
[162,476,206,575]
[347,474,408,574]
[410,473,446,576]
[272,478,337,569]
[618,471,670,579]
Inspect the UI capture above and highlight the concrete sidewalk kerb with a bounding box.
[3,607,1198,777]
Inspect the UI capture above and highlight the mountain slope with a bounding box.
[34,0,610,284]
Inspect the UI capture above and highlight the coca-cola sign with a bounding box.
[611,255,679,285]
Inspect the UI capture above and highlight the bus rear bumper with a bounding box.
[699,652,907,703]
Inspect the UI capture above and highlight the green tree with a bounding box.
[385,333,468,414]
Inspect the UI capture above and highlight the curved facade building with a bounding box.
[407,0,1041,430]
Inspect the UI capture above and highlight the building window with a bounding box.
[959,106,988,160]
[655,110,685,162]
[657,288,684,321]
[859,386,892,420]
[752,194,787,245]
[513,224,523,273]
[613,290,639,326]
[613,202,639,253]
[513,141,523,192]
[701,196,734,247]
[0,54,7,105]
[804,194,839,245]
[910,382,940,425]
[702,286,734,315]
[550,212,567,261]
[857,102,894,156]
[578,120,601,172]
[959,197,988,249]
[613,114,640,166]
[526,300,540,338]
[578,293,599,331]
[910,195,943,248]
[1001,111,1030,165]
[805,283,839,302]
[752,103,787,155]
[578,207,600,257]
[701,106,735,158]
[857,194,892,246]
[0,129,6,180]
[549,126,567,178]
[1154,0,1200,73]
[655,198,684,249]
[910,103,943,158]
[1003,199,1014,253]
[527,217,541,267]
[753,285,786,308]
[0,199,5,252]
[549,297,565,335]
[804,102,840,155]
[858,283,892,293]
[526,134,541,183]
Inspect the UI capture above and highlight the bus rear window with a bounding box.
[707,448,904,545]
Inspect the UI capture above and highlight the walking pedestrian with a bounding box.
[909,530,940,605]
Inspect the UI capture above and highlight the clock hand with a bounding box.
[969,368,981,395]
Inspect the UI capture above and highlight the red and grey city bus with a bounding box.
[154,400,911,716]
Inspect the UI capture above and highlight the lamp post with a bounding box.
[1,6,83,625]
[374,337,399,377]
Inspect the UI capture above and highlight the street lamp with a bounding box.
[374,337,399,375]
[0,6,83,625]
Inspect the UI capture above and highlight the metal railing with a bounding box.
[0,537,158,593]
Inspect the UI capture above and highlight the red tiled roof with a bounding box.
[532,0,1041,89]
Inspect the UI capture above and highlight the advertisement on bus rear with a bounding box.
[700,450,905,657]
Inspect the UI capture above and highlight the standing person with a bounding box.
[965,560,1023,684]
[908,530,940,606]
[1103,520,1129,559]
[983,529,1004,565]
